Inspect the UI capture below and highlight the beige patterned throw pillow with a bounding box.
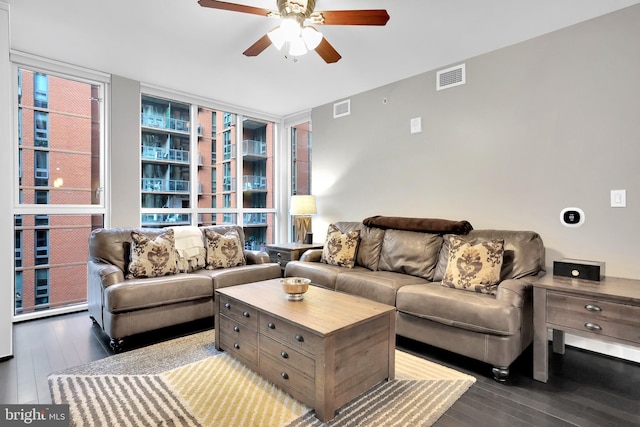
[204,229,246,269]
[127,229,178,279]
[442,235,504,295]
[321,224,360,268]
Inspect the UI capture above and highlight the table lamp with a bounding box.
[290,195,317,243]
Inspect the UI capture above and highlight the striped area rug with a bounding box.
[49,331,475,426]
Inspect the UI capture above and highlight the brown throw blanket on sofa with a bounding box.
[362,216,473,235]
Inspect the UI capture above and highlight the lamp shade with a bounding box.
[290,195,317,215]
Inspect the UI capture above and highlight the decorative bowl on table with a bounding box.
[281,277,311,301]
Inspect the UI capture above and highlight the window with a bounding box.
[140,92,275,248]
[14,63,107,318]
[34,111,48,147]
[34,269,49,307]
[291,121,312,196]
[34,229,49,265]
[34,72,48,108]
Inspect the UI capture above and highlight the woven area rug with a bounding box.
[49,330,475,426]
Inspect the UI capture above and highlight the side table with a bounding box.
[533,274,640,382]
[266,243,323,273]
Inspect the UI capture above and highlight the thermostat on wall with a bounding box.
[560,207,585,227]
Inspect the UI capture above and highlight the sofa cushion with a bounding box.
[442,236,504,295]
[433,230,544,282]
[377,230,442,280]
[321,224,360,268]
[126,229,178,279]
[204,229,246,269]
[396,283,521,336]
[194,263,282,290]
[336,270,428,306]
[105,273,213,313]
[334,222,385,271]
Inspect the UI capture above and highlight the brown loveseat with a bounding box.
[285,219,545,381]
[88,225,281,351]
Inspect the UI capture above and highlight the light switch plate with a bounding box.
[610,189,626,208]
[410,117,422,134]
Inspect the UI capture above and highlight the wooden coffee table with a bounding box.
[215,279,396,422]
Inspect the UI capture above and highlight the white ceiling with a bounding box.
[7,0,640,117]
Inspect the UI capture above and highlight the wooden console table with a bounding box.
[533,274,640,382]
[266,243,323,272]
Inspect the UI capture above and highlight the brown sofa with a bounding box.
[88,225,281,351]
[285,221,545,381]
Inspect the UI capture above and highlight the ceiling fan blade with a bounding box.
[315,37,342,64]
[313,10,390,26]
[243,34,273,57]
[198,0,273,17]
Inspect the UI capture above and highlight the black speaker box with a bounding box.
[553,258,605,281]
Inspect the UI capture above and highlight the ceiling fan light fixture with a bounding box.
[280,17,301,40]
[288,36,308,56]
[267,26,286,50]
[301,26,322,50]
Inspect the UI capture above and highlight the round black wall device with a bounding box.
[560,207,585,227]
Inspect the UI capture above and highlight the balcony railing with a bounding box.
[141,146,190,163]
[243,175,267,191]
[141,213,191,227]
[141,113,190,133]
[243,140,267,157]
[142,178,190,193]
[243,212,267,226]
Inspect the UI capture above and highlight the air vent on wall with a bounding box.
[333,99,351,118]
[436,64,465,90]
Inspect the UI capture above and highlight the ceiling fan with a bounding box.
[198,0,390,63]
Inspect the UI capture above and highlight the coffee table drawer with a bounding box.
[259,334,315,379]
[260,352,315,406]
[219,326,258,366]
[219,294,258,329]
[219,314,258,345]
[547,292,640,344]
[260,312,321,355]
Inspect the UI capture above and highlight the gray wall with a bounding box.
[311,5,640,280]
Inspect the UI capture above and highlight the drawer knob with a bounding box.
[243,311,250,318]
[281,372,289,380]
[224,303,231,309]
[584,304,602,312]
[268,322,275,329]
[295,334,304,342]
[584,322,602,331]
[280,351,289,359]
[233,343,240,349]
[233,326,240,332]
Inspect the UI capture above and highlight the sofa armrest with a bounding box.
[88,260,125,289]
[496,277,534,308]
[244,250,271,264]
[300,249,323,262]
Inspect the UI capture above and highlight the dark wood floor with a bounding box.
[1,311,639,426]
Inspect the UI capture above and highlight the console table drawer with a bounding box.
[547,292,640,344]
[259,352,315,406]
[219,294,258,329]
[260,313,321,355]
[268,249,292,262]
[259,334,315,378]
